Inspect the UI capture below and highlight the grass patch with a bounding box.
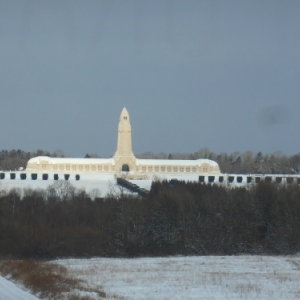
[0,259,107,299]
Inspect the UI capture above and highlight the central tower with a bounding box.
[113,108,136,172]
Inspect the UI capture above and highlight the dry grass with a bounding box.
[0,259,107,299]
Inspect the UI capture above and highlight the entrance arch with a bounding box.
[122,164,130,172]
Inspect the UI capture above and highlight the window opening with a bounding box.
[265,176,272,183]
[208,176,215,183]
[199,176,205,183]
[237,176,243,183]
[228,176,235,183]
[122,164,130,172]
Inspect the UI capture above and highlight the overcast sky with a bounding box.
[0,1,299,157]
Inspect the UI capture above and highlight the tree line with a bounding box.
[0,180,299,258]
[0,149,67,171]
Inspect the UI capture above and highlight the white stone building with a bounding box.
[26,108,220,179]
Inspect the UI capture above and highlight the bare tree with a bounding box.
[47,181,76,201]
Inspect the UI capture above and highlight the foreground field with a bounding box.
[0,275,39,300]
[53,255,300,300]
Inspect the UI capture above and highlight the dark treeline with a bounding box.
[0,181,300,258]
[0,149,67,171]
[1,148,300,174]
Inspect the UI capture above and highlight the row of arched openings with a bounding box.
[0,173,80,181]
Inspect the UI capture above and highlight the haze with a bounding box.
[0,1,299,157]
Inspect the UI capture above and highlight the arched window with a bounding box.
[122,164,130,172]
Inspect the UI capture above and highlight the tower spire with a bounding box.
[114,108,136,172]
[114,108,134,157]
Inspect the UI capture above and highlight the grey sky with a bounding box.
[0,1,299,157]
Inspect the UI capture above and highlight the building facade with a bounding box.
[26,108,220,178]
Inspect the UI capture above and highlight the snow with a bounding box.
[136,158,219,167]
[0,173,121,197]
[27,156,114,166]
[53,255,300,300]
[0,275,40,300]
[27,156,219,168]
[1,255,299,299]
[1,170,300,198]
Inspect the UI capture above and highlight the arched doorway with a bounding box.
[122,164,130,172]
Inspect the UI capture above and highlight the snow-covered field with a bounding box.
[0,275,39,300]
[1,255,299,299]
[52,255,300,300]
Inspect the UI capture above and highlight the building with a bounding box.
[26,108,220,179]
[1,108,299,194]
